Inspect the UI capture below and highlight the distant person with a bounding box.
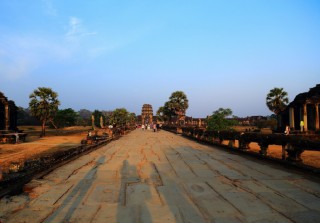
[284,125,290,135]
[15,132,19,143]
[142,124,145,131]
[153,123,157,132]
[300,120,304,132]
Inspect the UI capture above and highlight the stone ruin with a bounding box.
[0,92,17,131]
[141,104,153,125]
[281,84,320,132]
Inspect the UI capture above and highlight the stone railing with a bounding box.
[162,125,320,164]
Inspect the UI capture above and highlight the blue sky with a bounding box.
[1,0,319,118]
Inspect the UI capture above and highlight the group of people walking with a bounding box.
[141,123,160,132]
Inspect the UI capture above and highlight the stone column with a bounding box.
[289,107,295,129]
[316,103,319,130]
[303,103,308,131]
[5,103,9,130]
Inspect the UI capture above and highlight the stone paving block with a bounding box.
[237,179,271,193]
[260,179,302,192]
[91,203,119,222]
[60,204,101,223]
[203,158,251,180]
[29,183,74,207]
[222,191,276,216]
[145,203,180,223]
[282,189,320,211]
[254,165,303,180]
[292,178,320,197]
[240,212,293,223]
[42,203,99,223]
[283,210,320,223]
[126,183,162,206]
[258,191,307,213]
[95,169,118,182]
[206,177,244,193]
[183,182,242,220]
[5,206,54,223]
[84,183,120,205]
[187,163,217,178]
[157,185,206,222]
[168,161,198,179]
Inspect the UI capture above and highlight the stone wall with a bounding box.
[0,92,17,130]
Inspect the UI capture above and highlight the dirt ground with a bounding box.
[1,126,320,173]
[0,126,108,172]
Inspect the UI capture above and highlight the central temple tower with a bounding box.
[141,104,153,125]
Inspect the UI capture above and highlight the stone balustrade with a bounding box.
[162,125,320,164]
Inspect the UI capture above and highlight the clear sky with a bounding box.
[1,0,319,118]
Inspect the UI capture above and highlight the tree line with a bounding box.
[18,86,289,136]
[20,87,137,136]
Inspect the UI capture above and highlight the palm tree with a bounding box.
[168,91,189,125]
[156,103,173,123]
[266,87,289,115]
[29,87,60,136]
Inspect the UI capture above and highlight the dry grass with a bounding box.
[0,126,96,170]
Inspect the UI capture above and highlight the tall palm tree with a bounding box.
[157,103,173,123]
[168,91,189,124]
[266,87,289,115]
[29,87,60,136]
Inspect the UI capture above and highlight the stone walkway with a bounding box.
[1,130,320,222]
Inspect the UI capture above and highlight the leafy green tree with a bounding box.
[266,87,289,115]
[128,112,137,125]
[77,109,92,126]
[92,110,104,128]
[156,102,173,123]
[53,108,78,128]
[102,111,113,126]
[156,106,165,122]
[206,108,238,131]
[17,107,40,125]
[110,108,129,127]
[255,118,277,130]
[29,87,60,136]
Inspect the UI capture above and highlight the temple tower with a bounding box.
[141,104,153,125]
